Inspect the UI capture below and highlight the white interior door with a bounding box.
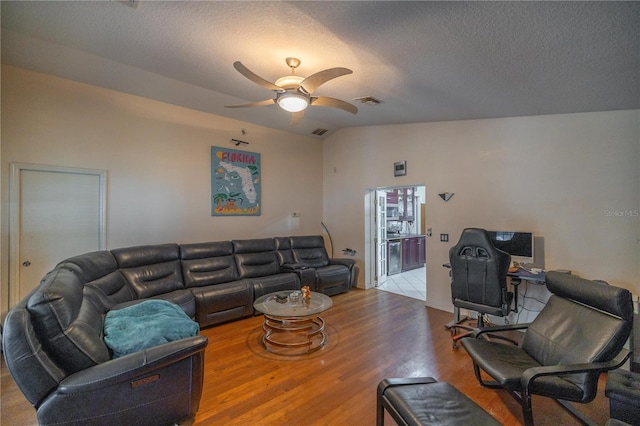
[376,191,387,287]
[9,164,107,307]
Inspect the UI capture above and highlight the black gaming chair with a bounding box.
[448,228,514,347]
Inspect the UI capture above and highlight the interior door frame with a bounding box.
[366,184,427,292]
[375,190,387,287]
[8,163,108,307]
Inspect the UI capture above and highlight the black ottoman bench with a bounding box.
[377,377,500,426]
[605,369,640,426]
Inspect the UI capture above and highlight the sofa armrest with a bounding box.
[37,335,208,425]
[58,335,208,393]
[329,258,356,269]
[282,264,316,290]
[329,258,356,289]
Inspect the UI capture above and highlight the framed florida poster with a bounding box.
[211,147,261,216]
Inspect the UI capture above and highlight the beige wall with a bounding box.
[1,66,324,316]
[3,65,639,318]
[323,111,640,312]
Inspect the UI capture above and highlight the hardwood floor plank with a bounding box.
[1,288,612,425]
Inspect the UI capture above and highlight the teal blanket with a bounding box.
[104,300,199,358]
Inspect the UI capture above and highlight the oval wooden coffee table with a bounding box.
[253,290,333,356]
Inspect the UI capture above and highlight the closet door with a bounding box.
[9,163,106,307]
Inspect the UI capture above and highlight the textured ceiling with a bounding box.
[2,1,639,138]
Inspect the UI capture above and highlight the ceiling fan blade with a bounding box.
[233,61,284,92]
[225,99,275,108]
[300,67,353,95]
[311,96,358,114]
[290,110,305,126]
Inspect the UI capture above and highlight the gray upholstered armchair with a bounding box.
[461,271,633,426]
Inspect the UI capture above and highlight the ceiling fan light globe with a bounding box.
[277,93,309,112]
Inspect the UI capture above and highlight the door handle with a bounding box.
[22,260,31,267]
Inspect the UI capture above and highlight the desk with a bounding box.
[442,263,546,283]
[507,269,546,324]
[508,268,546,284]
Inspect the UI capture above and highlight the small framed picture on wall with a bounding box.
[394,161,406,177]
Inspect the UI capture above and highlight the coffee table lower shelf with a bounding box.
[261,314,327,356]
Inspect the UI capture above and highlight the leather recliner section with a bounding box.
[290,235,356,295]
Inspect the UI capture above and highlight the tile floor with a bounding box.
[376,266,426,301]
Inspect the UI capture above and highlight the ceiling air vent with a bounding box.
[353,96,384,105]
[311,128,329,136]
[117,0,140,10]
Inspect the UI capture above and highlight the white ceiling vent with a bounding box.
[116,0,140,10]
[311,128,329,136]
[353,96,384,105]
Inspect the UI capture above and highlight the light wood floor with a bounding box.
[2,288,611,425]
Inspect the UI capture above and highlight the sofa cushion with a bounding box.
[251,273,300,299]
[112,244,184,298]
[233,238,280,278]
[316,265,351,295]
[275,237,295,265]
[61,251,136,309]
[2,300,67,406]
[57,250,118,282]
[290,235,330,268]
[191,280,254,327]
[27,266,110,374]
[181,241,234,260]
[104,300,199,358]
[180,241,238,288]
[233,238,276,254]
[111,289,196,320]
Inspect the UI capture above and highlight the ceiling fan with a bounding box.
[225,57,358,125]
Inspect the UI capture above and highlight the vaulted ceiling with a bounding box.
[2,1,639,138]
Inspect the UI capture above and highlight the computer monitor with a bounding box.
[487,231,534,264]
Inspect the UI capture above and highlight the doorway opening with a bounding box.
[366,185,427,301]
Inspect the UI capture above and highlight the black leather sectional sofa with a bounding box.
[2,235,355,425]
